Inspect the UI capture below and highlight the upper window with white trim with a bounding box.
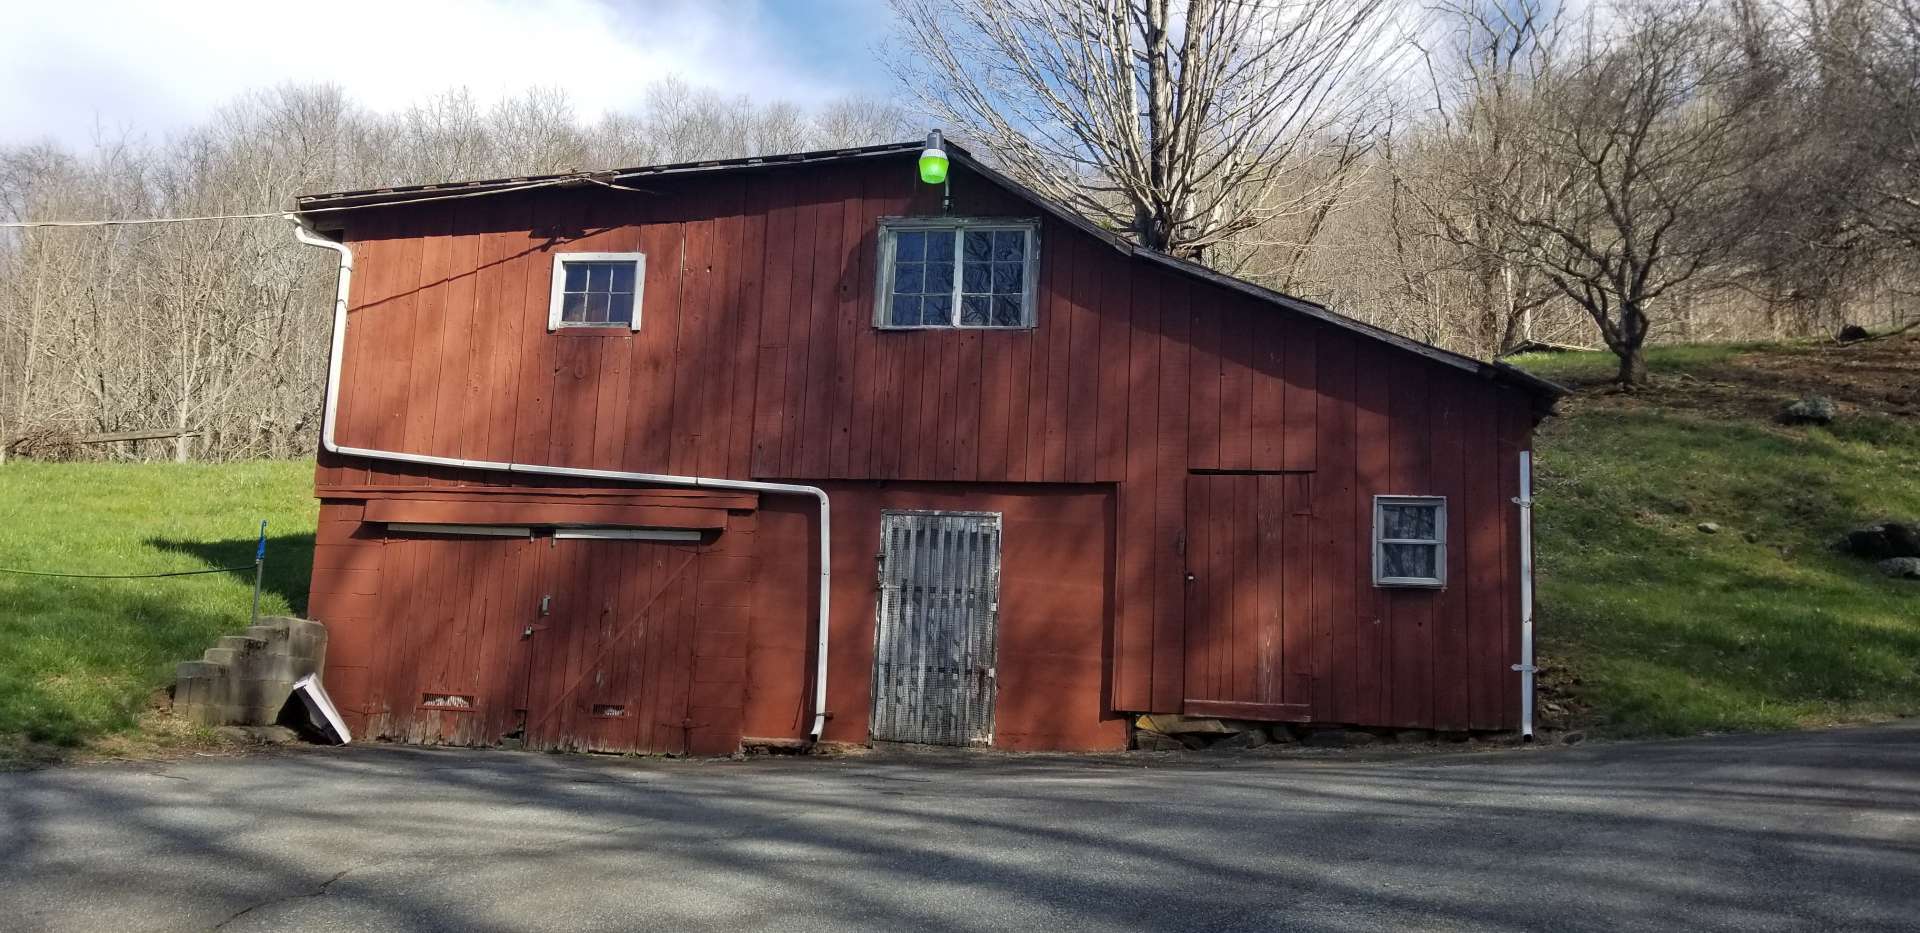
[1373,496,1447,587]
[549,253,644,331]
[877,218,1038,329]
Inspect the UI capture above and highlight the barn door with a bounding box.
[1183,474,1313,722]
[522,538,699,754]
[870,511,1002,746]
[371,533,544,746]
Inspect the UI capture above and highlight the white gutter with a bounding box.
[1512,449,1537,741]
[288,216,834,742]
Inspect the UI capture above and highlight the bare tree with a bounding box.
[1490,1,1782,384]
[1395,0,1570,356]
[887,0,1404,259]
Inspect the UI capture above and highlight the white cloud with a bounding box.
[0,0,884,147]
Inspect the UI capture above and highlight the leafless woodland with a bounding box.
[2,0,1916,460]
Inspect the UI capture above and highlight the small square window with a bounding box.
[877,219,1037,329]
[1374,496,1446,587]
[549,253,644,331]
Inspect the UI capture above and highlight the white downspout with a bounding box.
[289,216,833,742]
[1512,449,1536,741]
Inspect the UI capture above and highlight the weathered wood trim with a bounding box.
[1182,699,1313,722]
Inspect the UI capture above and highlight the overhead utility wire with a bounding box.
[0,176,599,229]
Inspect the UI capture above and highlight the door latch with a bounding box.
[539,594,552,616]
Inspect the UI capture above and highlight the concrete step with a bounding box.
[175,619,329,729]
[175,660,225,681]
[215,635,268,654]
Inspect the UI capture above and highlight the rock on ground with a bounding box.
[1878,557,1920,579]
[1777,395,1838,425]
[1844,521,1920,560]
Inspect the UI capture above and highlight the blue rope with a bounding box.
[0,565,252,579]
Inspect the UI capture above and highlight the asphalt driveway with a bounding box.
[2,723,1917,932]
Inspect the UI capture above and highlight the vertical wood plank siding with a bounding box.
[320,156,1537,732]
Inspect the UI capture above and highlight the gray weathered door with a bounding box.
[870,510,1002,746]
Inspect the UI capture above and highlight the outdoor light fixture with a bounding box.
[919,130,949,185]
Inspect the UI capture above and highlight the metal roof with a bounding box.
[295,140,1565,403]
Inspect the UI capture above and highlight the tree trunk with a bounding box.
[1615,343,1647,385]
[1612,301,1650,386]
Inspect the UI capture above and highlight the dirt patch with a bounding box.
[0,711,262,771]
[1557,333,1920,424]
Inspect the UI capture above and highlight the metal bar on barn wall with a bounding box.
[250,520,267,626]
[1512,451,1537,740]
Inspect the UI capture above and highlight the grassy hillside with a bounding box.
[0,462,316,761]
[1514,335,1920,736]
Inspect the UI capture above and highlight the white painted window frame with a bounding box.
[1372,495,1447,588]
[548,252,645,332]
[551,527,703,541]
[873,217,1040,330]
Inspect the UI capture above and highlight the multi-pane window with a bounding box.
[548,253,644,331]
[878,220,1037,329]
[1373,496,1447,587]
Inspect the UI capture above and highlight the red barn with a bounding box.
[291,140,1560,755]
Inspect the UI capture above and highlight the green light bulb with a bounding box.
[919,130,948,185]
[919,148,948,185]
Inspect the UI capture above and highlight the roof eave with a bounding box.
[293,141,930,212]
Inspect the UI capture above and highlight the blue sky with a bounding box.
[0,0,900,148]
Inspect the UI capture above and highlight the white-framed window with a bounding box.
[1373,496,1447,588]
[875,217,1038,329]
[548,252,644,331]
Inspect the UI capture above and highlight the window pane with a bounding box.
[992,261,1023,293]
[895,230,925,262]
[963,230,992,262]
[564,264,589,292]
[925,230,954,260]
[891,294,922,326]
[894,262,923,295]
[993,230,1024,262]
[561,292,587,322]
[991,294,1022,326]
[1382,543,1438,579]
[586,293,610,324]
[609,263,635,293]
[961,262,991,294]
[1382,504,1438,540]
[923,294,953,326]
[960,295,990,326]
[591,264,614,292]
[607,291,634,326]
[924,261,953,294]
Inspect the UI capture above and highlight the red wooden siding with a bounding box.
[749,483,1125,751]
[305,488,753,753]
[317,154,1540,736]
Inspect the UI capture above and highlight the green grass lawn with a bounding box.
[0,461,316,759]
[1515,338,1920,736]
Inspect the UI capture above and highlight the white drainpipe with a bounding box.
[288,216,834,742]
[1512,449,1537,741]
